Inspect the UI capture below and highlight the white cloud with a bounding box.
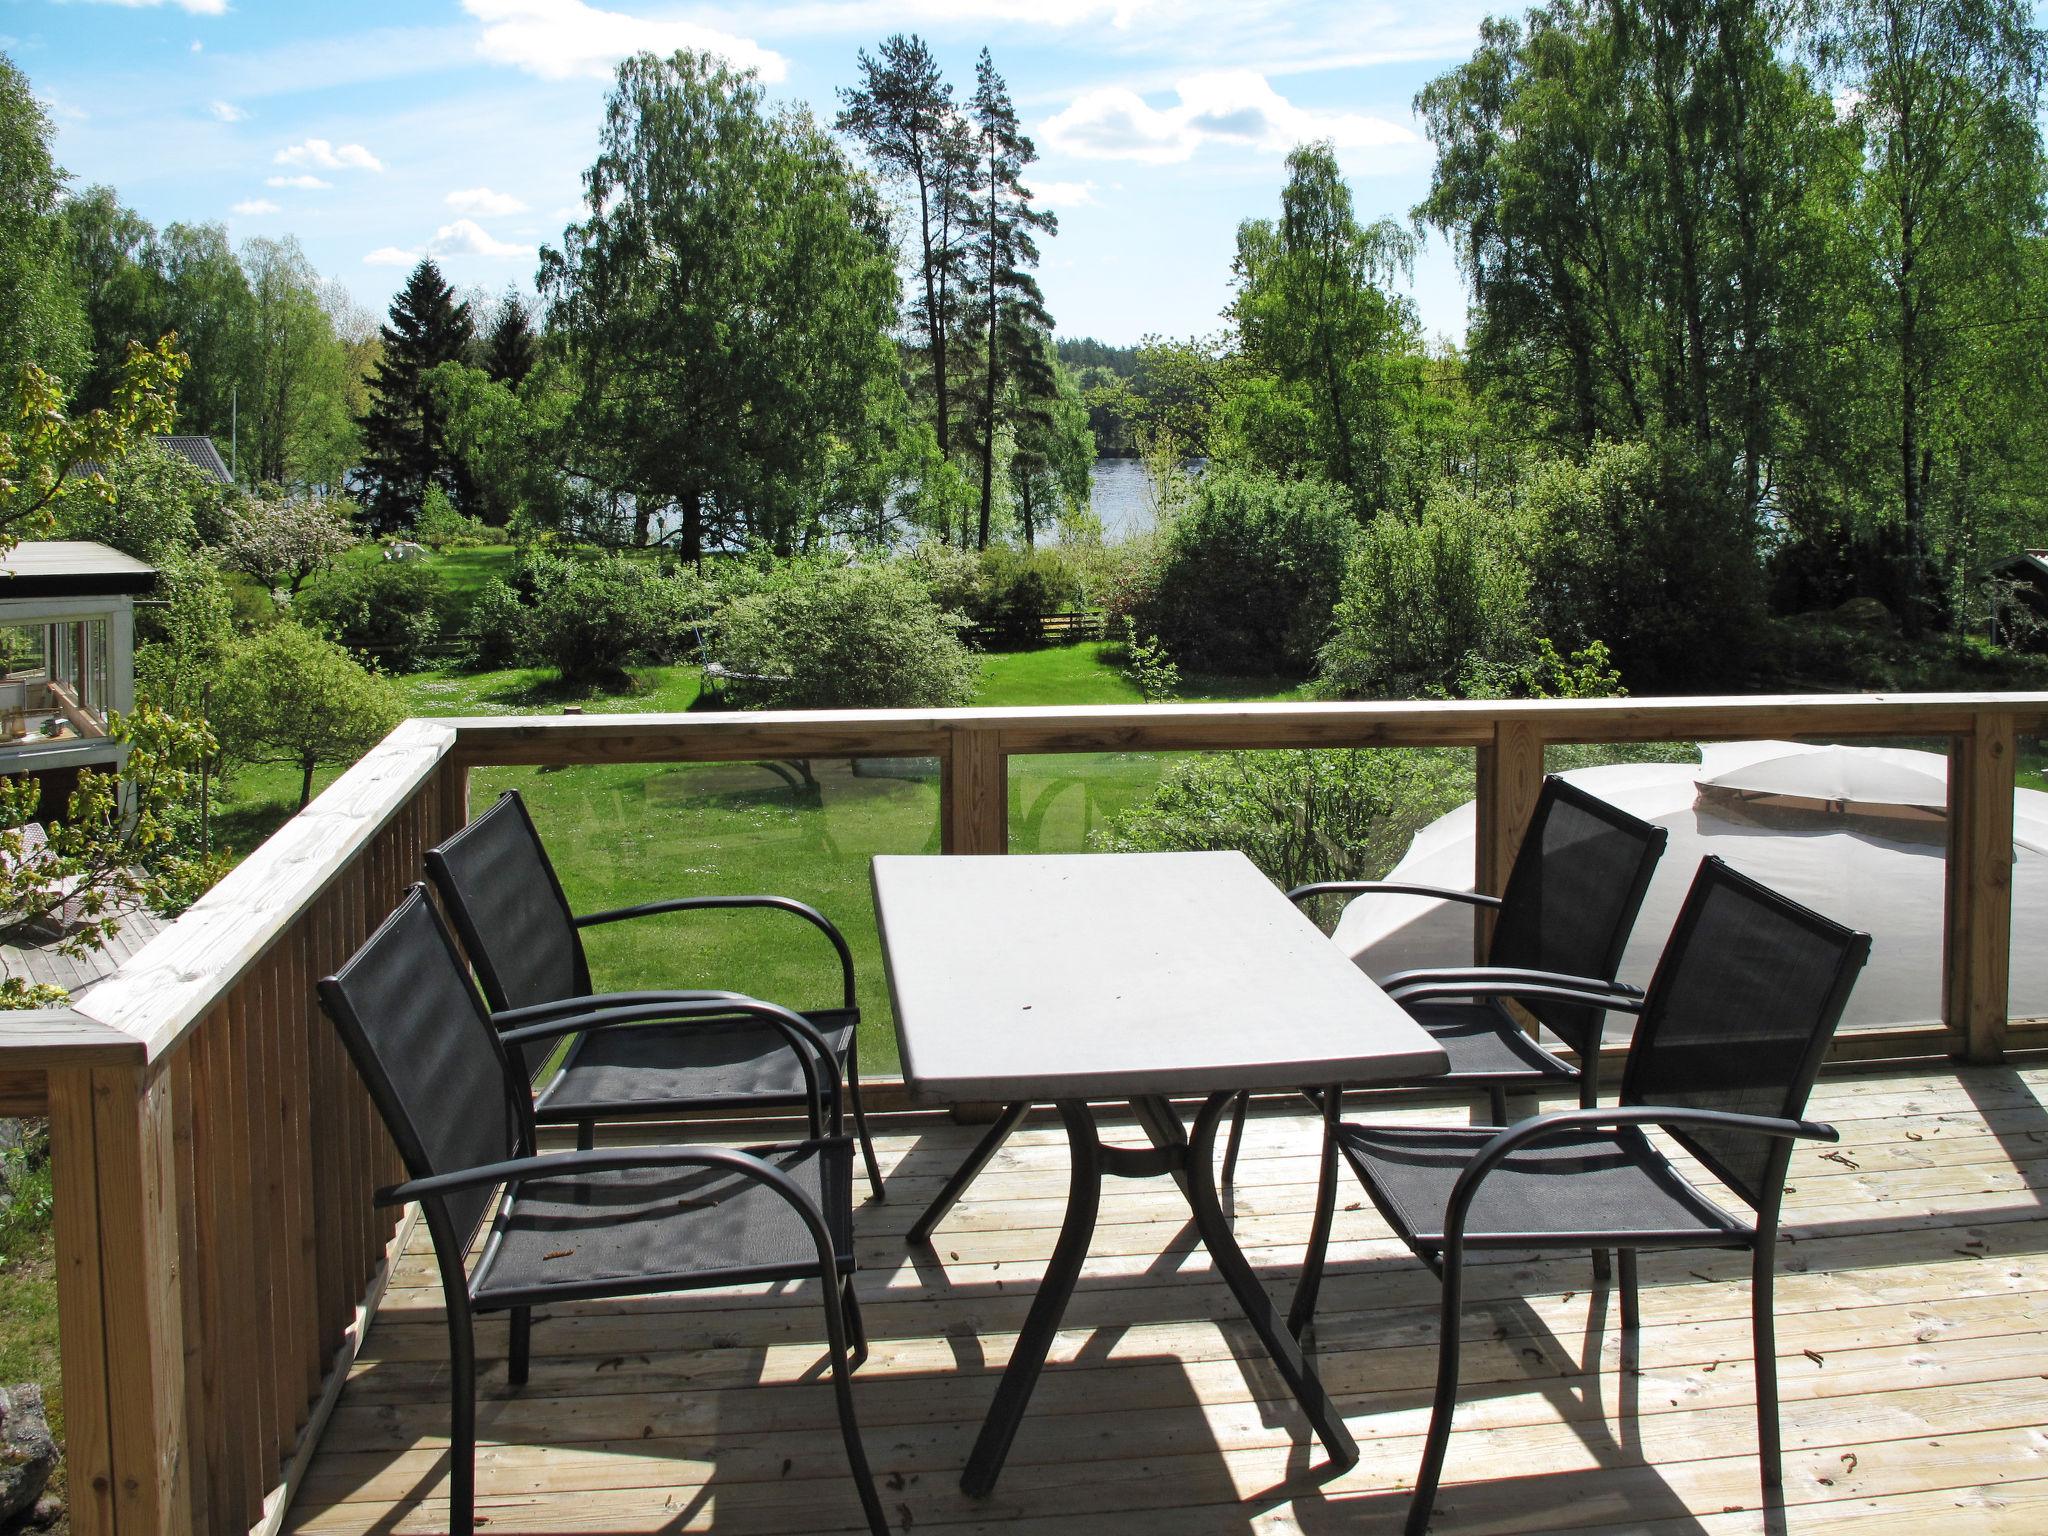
[76,0,228,13]
[1034,179,1099,209]
[447,186,527,217]
[231,199,281,216]
[1041,70,1417,164]
[209,100,244,123]
[429,219,534,259]
[275,138,383,172]
[267,174,332,190]
[364,246,418,267]
[463,0,787,83]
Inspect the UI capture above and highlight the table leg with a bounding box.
[909,1100,1031,1247]
[1184,1089,1360,1474]
[961,1098,1102,1497]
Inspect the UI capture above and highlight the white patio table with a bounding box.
[871,850,1449,1496]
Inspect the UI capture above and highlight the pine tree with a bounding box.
[966,49,1058,549]
[357,259,474,530]
[483,290,539,387]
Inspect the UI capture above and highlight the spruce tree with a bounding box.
[358,258,474,530]
[483,290,539,387]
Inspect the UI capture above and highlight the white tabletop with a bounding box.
[872,851,1449,1105]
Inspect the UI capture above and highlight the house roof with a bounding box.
[155,435,231,481]
[1987,551,2048,583]
[0,541,157,598]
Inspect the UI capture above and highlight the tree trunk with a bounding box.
[680,489,703,565]
[299,757,316,810]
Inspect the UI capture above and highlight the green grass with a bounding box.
[208,642,1299,1071]
[0,1133,63,1525]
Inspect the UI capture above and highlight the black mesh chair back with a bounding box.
[318,886,523,1253]
[426,789,589,1077]
[1486,775,1668,1054]
[1622,855,1871,1210]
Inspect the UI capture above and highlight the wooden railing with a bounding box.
[3,691,2045,1533]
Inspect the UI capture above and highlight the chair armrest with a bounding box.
[1287,880,1503,911]
[1436,1105,1839,1256]
[499,995,842,1136]
[1381,966,1643,1000]
[491,990,742,1028]
[375,1143,846,1280]
[572,895,857,1011]
[1385,975,1647,1013]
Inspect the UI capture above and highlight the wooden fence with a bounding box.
[2,692,2046,1533]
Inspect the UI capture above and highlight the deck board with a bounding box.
[285,1061,2048,1534]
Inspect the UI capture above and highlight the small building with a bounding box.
[0,540,155,818]
[1987,549,2048,650]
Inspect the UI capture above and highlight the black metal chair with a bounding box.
[426,788,885,1200]
[318,886,889,1536]
[1296,856,1870,1535]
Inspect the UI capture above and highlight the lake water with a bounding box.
[1089,457,1160,542]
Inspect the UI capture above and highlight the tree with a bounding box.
[540,50,905,558]
[837,35,978,473]
[0,335,181,556]
[1816,0,2048,630]
[218,489,357,596]
[213,624,402,808]
[158,222,256,453]
[0,52,84,386]
[242,237,356,489]
[965,49,1058,549]
[357,259,475,530]
[1230,142,1420,513]
[61,186,166,412]
[1008,355,1095,545]
[482,290,539,387]
[54,438,222,560]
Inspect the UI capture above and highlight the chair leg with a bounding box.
[846,1038,886,1202]
[843,1275,870,1370]
[575,1119,595,1151]
[448,1304,477,1531]
[1618,1249,1640,1334]
[1592,1247,1611,1283]
[1220,1088,1251,1191]
[1487,1083,1509,1126]
[1287,1087,1343,1339]
[508,1305,531,1388]
[1753,1243,1783,1491]
[822,1260,891,1534]
[908,1100,1029,1247]
[1408,1250,1466,1536]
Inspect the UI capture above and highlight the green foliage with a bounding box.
[712,561,979,709]
[426,360,573,533]
[297,559,447,672]
[0,704,225,969]
[135,547,237,717]
[1134,468,1357,675]
[0,53,84,384]
[1521,439,1760,690]
[240,237,360,489]
[0,1122,54,1248]
[1117,619,1180,702]
[415,485,491,550]
[459,577,536,671]
[0,334,182,556]
[1317,486,1535,698]
[1093,747,1472,895]
[53,438,222,560]
[526,553,704,685]
[213,624,404,808]
[358,259,476,531]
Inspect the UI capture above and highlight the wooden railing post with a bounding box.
[1946,714,2017,1063]
[1474,720,1544,960]
[941,726,1007,856]
[438,757,471,842]
[48,1059,191,1535]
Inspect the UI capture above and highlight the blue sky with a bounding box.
[6,0,1503,345]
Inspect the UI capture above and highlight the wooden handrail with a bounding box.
[0,688,2041,1536]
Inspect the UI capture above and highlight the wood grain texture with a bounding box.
[1947,716,2018,1063]
[940,726,1007,856]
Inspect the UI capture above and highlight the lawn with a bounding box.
[213,641,1301,1071]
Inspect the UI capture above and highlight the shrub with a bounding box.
[711,562,979,710]
[459,578,537,670]
[1133,468,1357,675]
[969,545,1090,645]
[136,548,237,717]
[218,489,359,597]
[416,485,493,550]
[1317,486,1536,699]
[213,625,404,808]
[527,554,703,685]
[297,559,447,672]
[1093,747,1472,894]
[53,441,222,560]
[1522,439,1760,691]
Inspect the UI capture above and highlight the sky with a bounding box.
[5,0,1506,346]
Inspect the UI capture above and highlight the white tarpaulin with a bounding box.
[1331,740,2048,1031]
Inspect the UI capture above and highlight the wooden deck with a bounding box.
[286,1061,2048,1535]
